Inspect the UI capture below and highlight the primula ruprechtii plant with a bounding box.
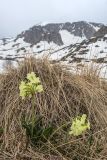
[19,72,43,99]
[19,72,54,146]
[19,72,44,138]
[69,114,90,136]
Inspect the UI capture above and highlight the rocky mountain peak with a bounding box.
[15,21,103,46]
[62,21,95,39]
[16,24,63,46]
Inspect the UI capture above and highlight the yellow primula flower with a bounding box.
[69,114,90,136]
[27,72,40,84]
[36,84,43,92]
[19,72,43,99]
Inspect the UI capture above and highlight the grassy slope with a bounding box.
[0,58,107,160]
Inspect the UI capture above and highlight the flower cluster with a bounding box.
[19,72,43,99]
[69,114,90,136]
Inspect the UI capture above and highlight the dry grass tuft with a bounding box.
[0,57,107,159]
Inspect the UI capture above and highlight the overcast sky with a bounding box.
[0,0,107,38]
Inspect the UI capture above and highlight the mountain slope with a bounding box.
[58,26,107,78]
[0,21,103,58]
[63,26,107,63]
[0,21,106,75]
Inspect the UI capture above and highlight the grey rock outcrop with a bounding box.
[15,21,103,46]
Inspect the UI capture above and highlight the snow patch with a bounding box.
[59,30,85,46]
